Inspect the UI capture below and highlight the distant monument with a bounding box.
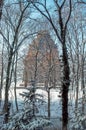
[23,30,60,87]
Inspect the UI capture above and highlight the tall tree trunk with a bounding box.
[48,90,50,119]
[75,53,79,109]
[75,80,79,109]
[24,68,28,87]
[0,42,4,106]
[81,56,85,113]
[0,0,4,106]
[62,43,70,130]
[3,50,13,123]
[14,52,18,111]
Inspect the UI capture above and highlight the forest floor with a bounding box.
[0,86,62,129]
[0,84,84,130]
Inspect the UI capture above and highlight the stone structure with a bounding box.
[23,31,60,87]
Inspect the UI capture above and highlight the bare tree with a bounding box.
[0,42,4,105]
[0,0,4,106]
[67,10,86,111]
[30,1,72,130]
[0,0,36,123]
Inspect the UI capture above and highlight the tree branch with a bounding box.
[60,0,66,8]
[32,1,62,42]
[77,0,86,4]
[64,0,72,31]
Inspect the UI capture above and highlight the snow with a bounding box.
[0,86,62,129]
[0,84,86,130]
[1,86,61,116]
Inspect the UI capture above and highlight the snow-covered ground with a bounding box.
[1,85,82,119]
[0,86,62,128]
[0,84,85,130]
[1,86,61,117]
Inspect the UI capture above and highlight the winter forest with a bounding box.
[0,0,86,130]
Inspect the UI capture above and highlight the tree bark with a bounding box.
[14,52,18,111]
[81,55,85,113]
[48,90,50,119]
[0,42,4,106]
[0,0,4,106]
[3,50,13,123]
[62,43,70,130]
[0,0,3,19]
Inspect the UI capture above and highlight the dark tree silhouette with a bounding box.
[0,0,3,19]
[30,1,72,130]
